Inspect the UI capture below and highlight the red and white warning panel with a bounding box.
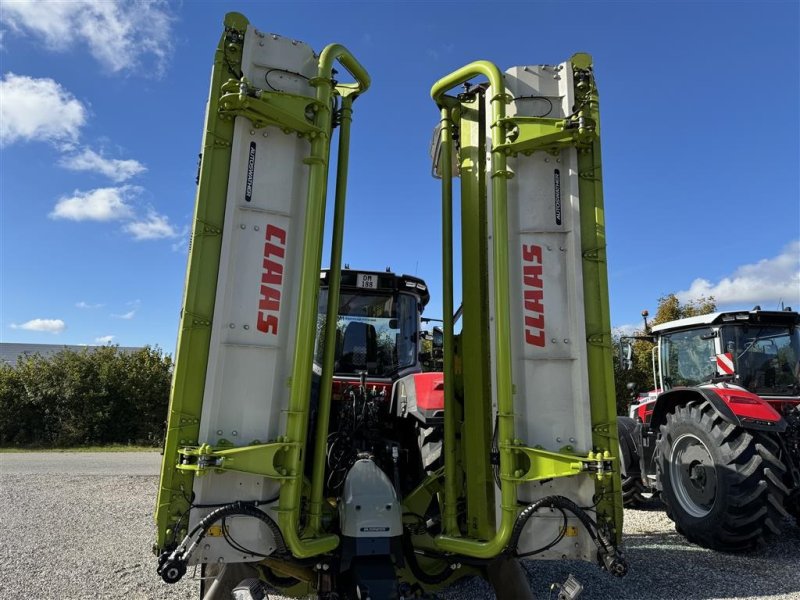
[190,27,319,564]
[716,352,735,375]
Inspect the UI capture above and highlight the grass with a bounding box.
[0,444,161,453]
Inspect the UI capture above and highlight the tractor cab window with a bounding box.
[720,325,800,396]
[315,290,419,377]
[660,328,716,388]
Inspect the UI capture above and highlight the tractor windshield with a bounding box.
[721,325,800,396]
[315,289,419,377]
[660,327,718,388]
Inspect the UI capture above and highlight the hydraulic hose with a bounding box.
[504,495,626,577]
[188,502,286,556]
[158,501,286,584]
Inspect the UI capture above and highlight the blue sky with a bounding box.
[1,0,798,353]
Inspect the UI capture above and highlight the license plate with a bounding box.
[356,273,376,289]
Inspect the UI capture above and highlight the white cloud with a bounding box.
[612,324,639,338]
[112,299,139,320]
[1,0,174,75]
[123,212,179,240]
[94,335,115,344]
[677,241,800,308]
[60,148,146,182]
[76,301,104,309]
[50,186,139,222]
[0,73,86,146]
[171,233,189,254]
[10,318,66,334]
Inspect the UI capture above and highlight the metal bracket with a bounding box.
[580,450,615,480]
[587,332,611,347]
[582,247,605,262]
[218,79,325,137]
[180,310,211,329]
[579,168,601,182]
[501,444,615,482]
[175,441,298,479]
[496,114,597,156]
[592,422,615,435]
[168,412,200,431]
[193,218,222,237]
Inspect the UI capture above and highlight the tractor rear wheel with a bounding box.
[656,400,789,551]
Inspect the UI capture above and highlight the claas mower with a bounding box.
[154,12,626,599]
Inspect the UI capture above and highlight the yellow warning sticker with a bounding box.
[207,525,223,537]
[565,525,579,537]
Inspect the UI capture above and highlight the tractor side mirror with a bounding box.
[432,326,443,350]
[621,340,633,370]
[626,381,639,401]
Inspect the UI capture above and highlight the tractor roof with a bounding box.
[319,268,430,308]
[651,309,799,333]
[651,313,723,332]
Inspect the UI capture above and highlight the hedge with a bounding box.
[0,346,172,448]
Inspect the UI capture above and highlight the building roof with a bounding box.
[0,343,143,366]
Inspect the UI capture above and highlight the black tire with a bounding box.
[621,474,648,507]
[417,423,443,473]
[788,496,800,523]
[656,400,789,551]
[617,416,646,507]
[486,556,535,600]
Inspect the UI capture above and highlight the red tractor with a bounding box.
[313,268,445,493]
[618,308,800,551]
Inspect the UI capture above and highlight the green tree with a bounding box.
[613,294,716,414]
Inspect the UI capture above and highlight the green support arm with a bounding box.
[154,12,249,553]
[276,43,370,558]
[431,61,520,558]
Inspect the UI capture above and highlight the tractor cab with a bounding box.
[718,314,800,397]
[652,308,800,401]
[315,269,430,382]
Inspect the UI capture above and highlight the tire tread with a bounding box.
[656,400,788,551]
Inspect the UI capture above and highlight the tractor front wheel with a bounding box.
[618,416,647,507]
[656,400,789,551]
[621,474,648,507]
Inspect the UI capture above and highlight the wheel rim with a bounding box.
[669,432,717,518]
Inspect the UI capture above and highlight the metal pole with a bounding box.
[308,94,356,535]
[431,61,517,558]
[278,45,369,558]
[438,105,459,536]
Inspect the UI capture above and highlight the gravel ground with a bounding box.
[2,452,799,600]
